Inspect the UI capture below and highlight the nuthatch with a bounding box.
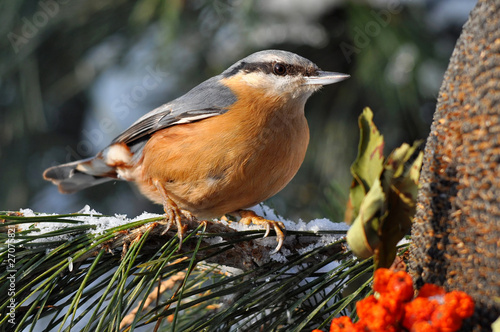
[44,50,349,251]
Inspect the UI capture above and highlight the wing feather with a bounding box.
[112,75,236,145]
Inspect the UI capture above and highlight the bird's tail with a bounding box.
[43,157,116,194]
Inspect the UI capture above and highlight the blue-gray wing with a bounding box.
[112,75,236,145]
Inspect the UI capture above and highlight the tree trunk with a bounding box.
[409,0,500,331]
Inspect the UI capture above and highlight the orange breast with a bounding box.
[136,76,310,218]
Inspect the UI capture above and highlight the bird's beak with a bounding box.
[303,71,350,85]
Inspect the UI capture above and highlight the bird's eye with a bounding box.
[273,63,287,76]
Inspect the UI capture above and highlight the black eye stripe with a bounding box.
[222,52,324,78]
[223,61,318,78]
[243,62,275,74]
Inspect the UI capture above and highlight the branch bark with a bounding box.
[84,217,346,272]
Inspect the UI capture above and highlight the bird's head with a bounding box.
[221,50,349,103]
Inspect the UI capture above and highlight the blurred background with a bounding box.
[0,0,476,221]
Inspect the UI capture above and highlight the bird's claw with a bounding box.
[154,179,190,249]
[263,223,270,238]
[239,210,286,252]
[159,204,188,247]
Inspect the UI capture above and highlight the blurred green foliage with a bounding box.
[0,0,470,220]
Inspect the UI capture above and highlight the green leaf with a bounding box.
[345,109,423,268]
[345,107,385,224]
[376,143,423,267]
[346,178,385,259]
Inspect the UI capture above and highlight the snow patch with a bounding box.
[16,206,163,244]
[15,204,348,252]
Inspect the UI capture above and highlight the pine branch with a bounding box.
[0,208,375,331]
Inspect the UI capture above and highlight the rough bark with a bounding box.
[409,0,500,331]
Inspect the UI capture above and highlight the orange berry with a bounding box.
[373,268,394,295]
[330,316,356,332]
[379,295,404,322]
[410,320,439,332]
[356,296,400,331]
[443,291,475,318]
[387,271,414,302]
[417,284,446,298]
[431,305,462,332]
[402,297,438,329]
[356,295,378,320]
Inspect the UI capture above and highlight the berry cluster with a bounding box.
[313,268,474,332]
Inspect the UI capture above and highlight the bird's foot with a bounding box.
[239,210,285,253]
[161,204,189,239]
[154,180,194,249]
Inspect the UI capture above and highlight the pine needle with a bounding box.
[0,210,388,331]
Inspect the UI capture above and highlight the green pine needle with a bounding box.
[0,210,399,331]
